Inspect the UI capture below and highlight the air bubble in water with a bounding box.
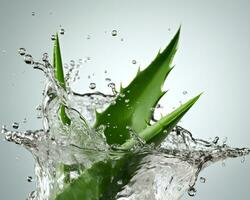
[111,30,117,36]
[105,78,111,82]
[24,54,34,64]
[51,35,56,41]
[89,83,96,90]
[132,60,137,64]
[42,53,48,62]
[60,28,65,35]
[12,122,19,129]
[200,177,206,183]
[27,176,33,182]
[125,99,130,103]
[86,35,91,40]
[32,12,35,16]
[18,48,26,56]
[188,187,196,197]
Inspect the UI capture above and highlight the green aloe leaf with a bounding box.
[53,33,71,125]
[52,28,201,200]
[94,28,180,145]
[122,93,201,149]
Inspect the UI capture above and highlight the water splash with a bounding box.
[1,53,250,200]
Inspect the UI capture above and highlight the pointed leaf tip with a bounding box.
[94,28,183,145]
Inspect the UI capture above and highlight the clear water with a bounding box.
[1,53,250,200]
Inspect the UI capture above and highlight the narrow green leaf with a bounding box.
[53,33,71,125]
[122,94,201,149]
[94,28,181,145]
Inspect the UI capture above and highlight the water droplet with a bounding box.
[241,156,245,163]
[42,53,48,62]
[60,28,65,35]
[28,191,37,199]
[117,180,123,185]
[120,38,124,42]
[168,28,171,31]
[1,125,7,134]
[78,59,83,64]
[70,60,75,67]
[188,187,196,197]
[18,48,26,56]
[182,91,188,95]
[156,104,162,108]
[27,176,33,182]
[51,34,56,41]
[87,56,91,61]
[88,75,91,79]
[200,177,206,183]
[36,105,42,111]
[24,54,34,64]
[125,99,130,103]
[23,118,27,123]
[31,12,35,16]
[111,30,117,36]
[213,136,219,144]
[132,60,137,64]
[222,137,228,144]
[86,35,91,40]
[12,122,19,129]
[89,83,96,90]
[104,70,107,73]
[105,78,111,82]
[108,82,115,89]
[107,113,111,117]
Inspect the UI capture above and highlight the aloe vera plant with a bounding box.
[52,28,201,200]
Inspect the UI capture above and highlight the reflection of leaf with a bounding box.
[55,153,142,200]
[53,34,71,125]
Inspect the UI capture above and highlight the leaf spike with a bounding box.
[119,82,124,93]
[136,66,141,75]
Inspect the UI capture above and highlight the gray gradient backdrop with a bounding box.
[0,0,250,199]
